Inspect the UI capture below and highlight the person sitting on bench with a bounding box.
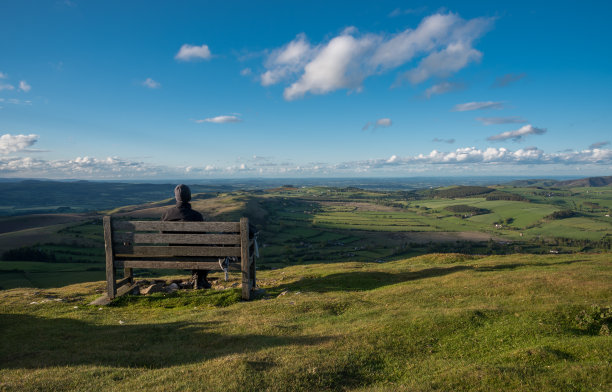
[161,184,210,289]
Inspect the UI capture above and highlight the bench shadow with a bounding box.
[280,265,473,293]
[474,258,587,272]
[277,258,589,293]
[0,313,329,369]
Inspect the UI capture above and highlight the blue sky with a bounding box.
[1,0,611,179]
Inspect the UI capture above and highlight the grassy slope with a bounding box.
[1,253,610,391]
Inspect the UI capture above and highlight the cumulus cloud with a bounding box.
[362,117,393,131]
[476,116,526,125]
[0,156,165,178]
[240,68,252,76]
[175,44,212,61]
[487,124,547,142]
[195,115,242,124]
[0,134,39,154]
[0,72,7,79]
[388,7,425,17]
[432,137,456,144]
[424,81,464,98]
[3,145,612,179]
[452,101,503,111]
[334,146,612,171]
[19,80,31,92]
[0,83,14,91]
[589,141,610,149]
[261,33,315,87]
[142,78,161,89]
[261,12,494,100]
[493,73,525,88]
[402,41,482,84]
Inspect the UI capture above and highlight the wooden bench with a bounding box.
[103,216,256,300]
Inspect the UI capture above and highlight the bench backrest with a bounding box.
[111,220,243,259]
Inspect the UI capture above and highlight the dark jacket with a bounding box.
[161,202,204,222]
[161,184,204,222]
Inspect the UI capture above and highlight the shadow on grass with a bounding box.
[0,313,330,369]
[475,258,587,272]
[279,265,473,293]
[276,258,589,293]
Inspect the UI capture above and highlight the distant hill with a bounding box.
[556,176,612,187]
[508,176,612,188]
[507,179,561,187]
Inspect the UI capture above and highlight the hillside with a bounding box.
[508,176,612,188]
[0,253,610,391]
[557,176,612,188]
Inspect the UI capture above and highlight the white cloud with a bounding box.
[0,84,15,91]
[589,141,610,149]
[0,72,7,79]
[388,7,425,17]
[487,124,547,142]
[195,115,242,124]
[0,134,39,154]
[334,146,612,171]
[240,68,252,76]
[261,12,494,100]
[261,34,315,87]
[432,137,456,144]
[19,80,31,92]
[3,145,611,179]
[362,117,393,131]
[424,81,463,98]
[2,98,32,105]
[376,118,392,127]
[452,101,503,111]
[476,117,526,125]
[0,156,163,178]
[493,73,526,88]
[403,41,482,84]
[175,44,212,61]
[142,78,161,89]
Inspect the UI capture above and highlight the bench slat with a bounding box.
[115,245,241,258]
[113,232,241,246]
[112,221,240,233]
[115,260,240,270]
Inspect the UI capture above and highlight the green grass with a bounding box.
[0,253,610,391]
[0,261,105,289]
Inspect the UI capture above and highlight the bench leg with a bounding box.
[106,259,116,299]
[250,256,256,288]
[125,267,133,283]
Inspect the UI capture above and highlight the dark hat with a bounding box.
[174,184,191,203]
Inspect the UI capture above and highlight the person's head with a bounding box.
[174,184,191,203]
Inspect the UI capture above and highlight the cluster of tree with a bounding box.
[536,236,612,250]
[444,205,491,216]
[545,210,575,220]
[2,246,56,262]
[432,186,494,199]
[485,191,529,202]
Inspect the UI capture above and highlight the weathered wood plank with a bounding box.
[112,221,240,233]
[116,283,139,297]
[116,260,240,270]
[115,245,241,257]
[240,217,251,300]
[116,276,132,288]
[112,232,241,246]
[103,216,117,299]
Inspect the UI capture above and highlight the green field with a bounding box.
[1,253,610,391]
[2,184,610,290]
